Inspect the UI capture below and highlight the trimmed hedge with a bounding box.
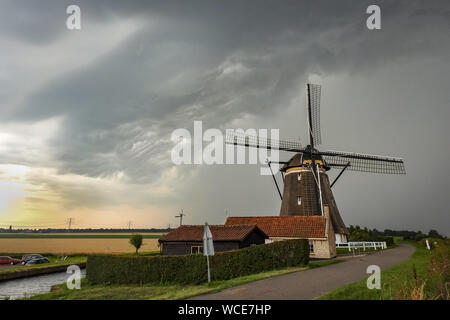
[87,239,309,285]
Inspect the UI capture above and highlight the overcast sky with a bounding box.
[0,0,449,234]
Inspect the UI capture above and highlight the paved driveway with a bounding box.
[191,243,415,300]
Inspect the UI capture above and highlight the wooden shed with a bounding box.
[158,224,268,255]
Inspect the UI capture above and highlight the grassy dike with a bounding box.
[0,255,87,281]
[29,260,340,300]
[318,242,431,300]
[0,252,160,279]
[0,255,86,272]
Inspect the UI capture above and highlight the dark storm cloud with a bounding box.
[0,0,68,44]
[1,1,450,233]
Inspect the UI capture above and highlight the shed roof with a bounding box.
[225,216,327,239]
[158,224,267,242]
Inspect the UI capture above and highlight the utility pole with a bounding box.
[67,218,74,231]
[127,220,133,230]
[175,209,185,226]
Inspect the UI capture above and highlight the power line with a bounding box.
[0,220,173,230]
[67,218,74,230]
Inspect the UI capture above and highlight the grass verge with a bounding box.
[29,259,340,300]
[319,242,431,300]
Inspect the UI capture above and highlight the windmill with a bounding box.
[226,83,406,243]
[175,209,186,226]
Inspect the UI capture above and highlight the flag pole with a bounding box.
[206,254,211,283]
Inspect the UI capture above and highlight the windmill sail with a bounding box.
[307,84,322,147]
[225,130,304,153]
[320,150,406,174]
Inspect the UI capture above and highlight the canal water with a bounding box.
[0,269,86,300]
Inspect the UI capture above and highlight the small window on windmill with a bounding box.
[298,173,302,181]
[297,196,301,205]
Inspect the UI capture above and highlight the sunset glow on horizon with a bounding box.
[0,163,177,229]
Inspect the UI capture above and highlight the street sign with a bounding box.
[203,223,214,282]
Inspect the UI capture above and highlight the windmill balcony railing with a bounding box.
[336,241,387,252]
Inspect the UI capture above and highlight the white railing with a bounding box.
[336,241,387,252]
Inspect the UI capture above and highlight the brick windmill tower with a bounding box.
[226,83,406,243]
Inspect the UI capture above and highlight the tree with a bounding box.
[348,226,371,241]
[428,229,443,239]
[129,234,143,254]
[414,231,427,241]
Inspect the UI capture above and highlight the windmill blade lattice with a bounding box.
[320,150,406,174]
[225,130,304,153]
[307,84,322,146]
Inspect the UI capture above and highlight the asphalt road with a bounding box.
[191,243,415,300]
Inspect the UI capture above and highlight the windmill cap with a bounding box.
[280,149,330,172]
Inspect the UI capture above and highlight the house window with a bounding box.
[190,246,203,254]
[309,240,314,253]
[298,173,302,181]
[297,196,301,205]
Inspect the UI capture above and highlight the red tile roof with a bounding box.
[159,224,267,242]
[225,216,326,238]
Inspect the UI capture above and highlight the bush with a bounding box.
[419,237,449,250]
[375,236,394,247]
[396,239,450,300]
[87,239,309,285]
[425,241,450,299]
[384,236,394,247]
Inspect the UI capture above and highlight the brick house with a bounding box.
[225,206,337,259]
[158,224,268,255]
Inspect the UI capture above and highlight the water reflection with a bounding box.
[0,269,86,300]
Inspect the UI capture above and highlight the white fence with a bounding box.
[336,241,387,252]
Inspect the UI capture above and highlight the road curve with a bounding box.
[191,243,415,300]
